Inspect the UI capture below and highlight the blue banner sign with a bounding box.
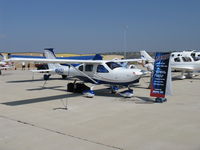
[150,52,171,98]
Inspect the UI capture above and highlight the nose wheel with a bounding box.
[110,86,119,94]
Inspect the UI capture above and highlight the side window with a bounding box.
[97,65,109,73]
[187,57,192,62]
[174,57,180,62]
[182,57,186,62]
[85,64,93,72]
[78,65,83,71]
[191,53,195,57]
[182,57,192,62]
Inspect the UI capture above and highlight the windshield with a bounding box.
[106,62,122,70]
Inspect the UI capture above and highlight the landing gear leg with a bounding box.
[180,71,186,79]
[187,72,194,78]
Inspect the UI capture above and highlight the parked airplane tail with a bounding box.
[0,53,9,62]
[0,53,6,61]
[43,48,62,69]
[140,50,154,62]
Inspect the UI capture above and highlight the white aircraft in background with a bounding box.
[8,52,144,98]
[171,50,200,60]
[140,50,200,79]
[0,53,13,75]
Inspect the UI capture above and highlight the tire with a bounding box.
[62,75,67,79]
[67,83,74,92]
[74,83,90,93]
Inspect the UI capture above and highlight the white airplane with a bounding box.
[8,52,144,98]
[140,50,200,79]
[0,53,13,75]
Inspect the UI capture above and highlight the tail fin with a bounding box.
[0,53,5,61]
[140,50,154,62]
[0,53,8,62]
[43,48,62,69]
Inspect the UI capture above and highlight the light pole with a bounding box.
[123,25,128,58]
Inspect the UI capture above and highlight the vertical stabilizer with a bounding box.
[0,53,5,61]
[43,48,62,69]
[140,50,155,62]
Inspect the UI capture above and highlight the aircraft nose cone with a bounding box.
[133,70,143,76]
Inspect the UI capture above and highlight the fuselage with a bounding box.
[170,51,200,71]
[53,61,143,86]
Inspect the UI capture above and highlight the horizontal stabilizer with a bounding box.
[30,69,53,73]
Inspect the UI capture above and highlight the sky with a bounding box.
[0,0,200,53]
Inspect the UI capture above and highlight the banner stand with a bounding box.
[155,97,167,103]
[150,52,172,103]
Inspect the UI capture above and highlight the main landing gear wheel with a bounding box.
[62,75,67,79]
[67,82,94,98]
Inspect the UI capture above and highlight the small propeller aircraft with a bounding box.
[0,53,13,75]
[8,50,144,98]
[140,50,200,79]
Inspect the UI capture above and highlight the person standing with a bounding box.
[142,60,154,88]
[22,62,25,70]
[27,63,30,70]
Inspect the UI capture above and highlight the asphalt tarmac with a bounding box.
[0,70,200,150]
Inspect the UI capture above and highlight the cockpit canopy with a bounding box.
[106,62,122,70]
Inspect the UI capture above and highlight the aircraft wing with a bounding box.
[112,59,142,63]
[7,57,142,64]
[8,58,104,64]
